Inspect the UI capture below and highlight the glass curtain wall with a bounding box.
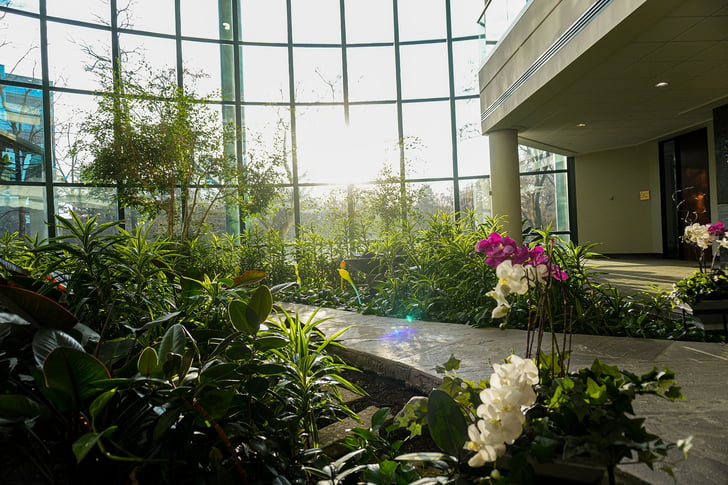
[0,0,569,240]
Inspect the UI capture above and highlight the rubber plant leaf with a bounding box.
[137,347,158,377]
[0,285,77,331]
[427,389,468,457]
[0,394,50,419]
[228,286,271,335]
[33,328,84,368]
[157,323,186,365]
[228,300,256,335]
[248,285,273,326]
[231,270,267,288]
[43,347,111,413]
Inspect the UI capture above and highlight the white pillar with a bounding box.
[488,129,522,244]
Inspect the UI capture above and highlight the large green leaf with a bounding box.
[248,285,272,325]
[137,346,158,376]
[153,407,181,441]
[33,328,84,367]
[197,388,234,421]
[0,394,50,419]
[0,311,31,326]
[0,285,77,330]
[228,300,258,335]
[180,277,204,300]
[72,426,117,463]
[231,270,266,288]
[0,322,11,344]
[43,347,111,412]
[253,336,288,351]
[427,389,468,457]
[89,389,116,423]
[158,323,186,364]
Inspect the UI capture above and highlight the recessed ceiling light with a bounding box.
[576,123,587,127]
[655,81,670,88]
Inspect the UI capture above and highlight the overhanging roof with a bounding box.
[480,0,728,156]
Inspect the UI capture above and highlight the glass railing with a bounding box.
[477,0,530,63]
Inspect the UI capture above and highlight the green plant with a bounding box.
[365,211,501,325]
[265,308,363,448]
[0,223,368,484]
[391,355,690,485]
[78,63,286,241]
[671,269,728,307]
[525,359,690,484]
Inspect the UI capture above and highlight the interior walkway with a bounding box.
[280,258,726,484]
[587,256,697,295]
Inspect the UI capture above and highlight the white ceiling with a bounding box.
[492,0,728,156]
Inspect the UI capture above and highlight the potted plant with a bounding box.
[391,230,691,484]
[671,221,728,336]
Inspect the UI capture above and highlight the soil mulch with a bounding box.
[338,368,440,453]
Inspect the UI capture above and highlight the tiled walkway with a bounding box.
[280,258,727,484]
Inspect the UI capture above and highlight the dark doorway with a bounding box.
[659,128,711,260]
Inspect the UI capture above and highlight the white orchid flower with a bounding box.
[495,260,528,295]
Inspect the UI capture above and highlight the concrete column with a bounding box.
[488,129,522,244]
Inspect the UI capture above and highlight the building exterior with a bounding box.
[479,0,728,256]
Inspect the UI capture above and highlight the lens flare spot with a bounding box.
[379,327,417,343]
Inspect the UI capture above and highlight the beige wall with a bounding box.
[575,144,662,254]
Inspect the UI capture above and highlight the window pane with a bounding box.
[55,186,118,225]
[344,0,393,44]
[519,147,568,172]
[119,33,177,83]
[47,22,110,91]
[0,12,42,82]
[241,45,289,102]
[299,184,349,228]
[450,0,486,38]
[455,98,488,177]
[402,101,453,179]
[47,0,110,25]
[399,43,449,99]
[411,181,454,215]
[2,0,39,13]
[0,84,45,181]
[459,178,492,219]
[0,184,47,238]
[521,172,569,231]
[242,105,292,178]
[188,188,238,234]
[124,0,175,34]
[397,0,446,42]
[347,46,396,101]
[181,0,231,39]
[182,40,228,99]
[52,91,97,183]
[292,47,343,102]
[291,0,340,44]
[348,104,399,182]
[295,106,349,183]
[452,39,481,96]
[240,0,288,43]
[250,186,295,239]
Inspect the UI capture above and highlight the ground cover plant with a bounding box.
[244,210,707,342]
[0,213,366,484]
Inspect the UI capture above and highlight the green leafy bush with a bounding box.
[0,213,364,484]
